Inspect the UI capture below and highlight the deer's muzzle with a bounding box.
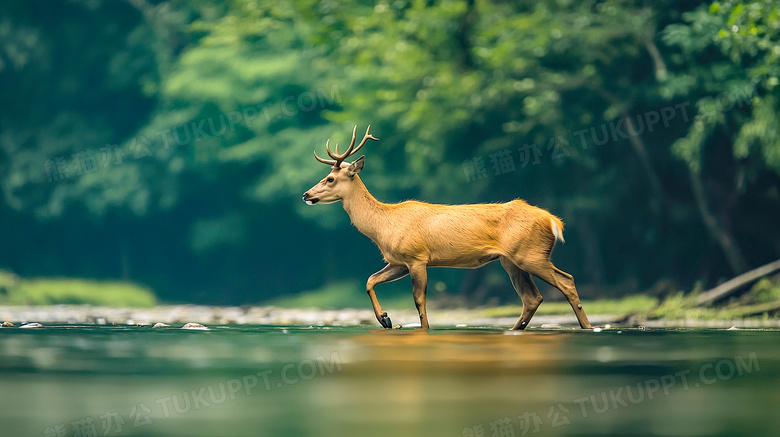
[302,192,319,205]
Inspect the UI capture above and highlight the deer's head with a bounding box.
[302,125,378,205]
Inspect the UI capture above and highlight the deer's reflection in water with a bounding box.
[349,329,565,367]
[308,328,570,433]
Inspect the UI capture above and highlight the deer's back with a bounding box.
[376,199,556,266]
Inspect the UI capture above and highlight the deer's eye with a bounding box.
[326,177,335,183]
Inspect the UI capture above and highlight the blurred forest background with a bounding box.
[0,0,778,307]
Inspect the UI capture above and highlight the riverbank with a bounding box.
[1,304,779,329]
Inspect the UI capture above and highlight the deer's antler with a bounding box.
[314,125,379,168]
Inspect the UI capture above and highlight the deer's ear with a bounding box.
[347,155,365,177]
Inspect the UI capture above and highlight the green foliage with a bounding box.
[0,0,778,306]
[747,278,780,304]
[651,292,710,320]
[666,0,779,175]
[0,274,157,307]
[651,287,780,321]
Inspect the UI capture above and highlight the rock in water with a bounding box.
[152,323,170,328]
[2,321,13,327]
[181,323,209,330]
[20,323,43,328]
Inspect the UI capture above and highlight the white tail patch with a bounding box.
[550,218,565,244]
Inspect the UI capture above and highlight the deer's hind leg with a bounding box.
[500,256,543,330]
[521,259,593,329]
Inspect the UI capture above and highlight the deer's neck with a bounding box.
[341,177,389,243]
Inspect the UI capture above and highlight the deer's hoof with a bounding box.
[380,315,393,329]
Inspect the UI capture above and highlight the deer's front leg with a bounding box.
[409,263,429,330]
[367,264,409,329]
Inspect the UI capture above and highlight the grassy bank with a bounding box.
[0,271,157,307]
[478,294,659,319]
[480,277,780,323]
[269,280,411,309]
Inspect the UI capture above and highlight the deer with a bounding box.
[302,125,593,330]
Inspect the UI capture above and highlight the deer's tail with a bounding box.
[550,217,565,244]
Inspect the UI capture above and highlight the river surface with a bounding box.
[0,325,777,437]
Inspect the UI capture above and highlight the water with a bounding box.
[0,325,777,437]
